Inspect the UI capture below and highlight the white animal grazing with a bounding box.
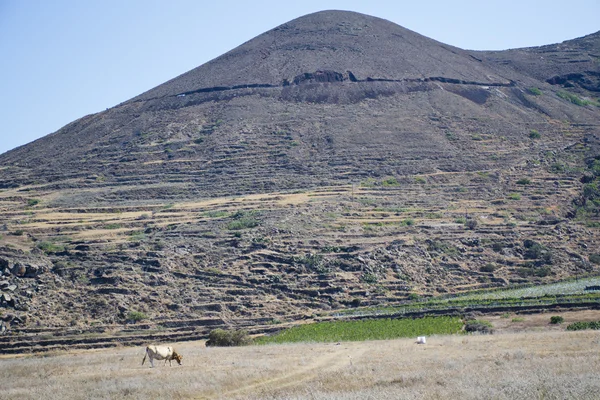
[142,345,183,368]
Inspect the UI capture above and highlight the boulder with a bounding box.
[11,263,26,277]
[25,264,44,277]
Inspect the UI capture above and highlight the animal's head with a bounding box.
[173,351,183,365]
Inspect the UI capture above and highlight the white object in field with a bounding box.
[417,336,426,344]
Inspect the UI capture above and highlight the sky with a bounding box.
[1,0,599,155]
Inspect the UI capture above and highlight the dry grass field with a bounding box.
[3,312,600,400]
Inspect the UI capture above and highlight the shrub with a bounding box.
[408,293,420,301]
[465,218,478,230]
[350,298,362,307]
[529,130,541,139]
[516,178,531,185]
[295,253,327,273]
[523,240,552,263]
[492,242,504,252]
[27,199,41,207]
[227,217,259,230]
[480,263,496,273]
[566,321,600,331]
[382,177,399,186]
[126,311,147,323]
[206,328,250,346]
[590,254,600,265]
[361,272,379,284]
[550,316,564,325]
[527,87,542,96]
[464,319,494,334]
[508,193,521,200]
[37,241,65,254]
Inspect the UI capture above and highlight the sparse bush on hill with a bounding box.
[126,311,147,323]
[529,130,541,139]
[550,316,564,324]
[294,253,330,273]
[480,263,496,273]
[206,328,250,346]
[590,254,600,265]
[360,272,378,284]
[557,91,599,107]
[517,178,531,185]
[227,211,260,230]
[527,87,542,96]
[572,158,600,223]
[382,176,399,186]
[401,218,414,226]
[523,240,553,264]
[465,218,478,230]
[27,199,41,207]
[464,319,494,334]
[37,241,65,254]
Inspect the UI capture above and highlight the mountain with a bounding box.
[0,10,599,349]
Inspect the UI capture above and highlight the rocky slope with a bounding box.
[0,10,599,346]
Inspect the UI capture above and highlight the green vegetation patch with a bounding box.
[529,130,541,139]
[227,210,260,230]
[27,199,41,207]
[126,311,148,323]
[37,241,65,254]
[527,87,542,96]
[255,316,463,344]
[557,91,600,107]
[516,178,531,185]
[566,321,600,331]
[104,223,122,229]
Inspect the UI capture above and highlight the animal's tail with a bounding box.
[142,346,149,365]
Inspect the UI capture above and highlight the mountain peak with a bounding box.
[129,10,509,103]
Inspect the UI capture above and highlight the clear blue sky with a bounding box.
[1,0,598,155]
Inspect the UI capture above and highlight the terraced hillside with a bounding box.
[1,10,600,348]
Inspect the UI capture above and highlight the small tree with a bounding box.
[550,316,564,325]
[126,311,148,324]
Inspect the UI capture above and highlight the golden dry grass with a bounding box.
[2,329,600,399]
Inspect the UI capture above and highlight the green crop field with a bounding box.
[255,316,463,344]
